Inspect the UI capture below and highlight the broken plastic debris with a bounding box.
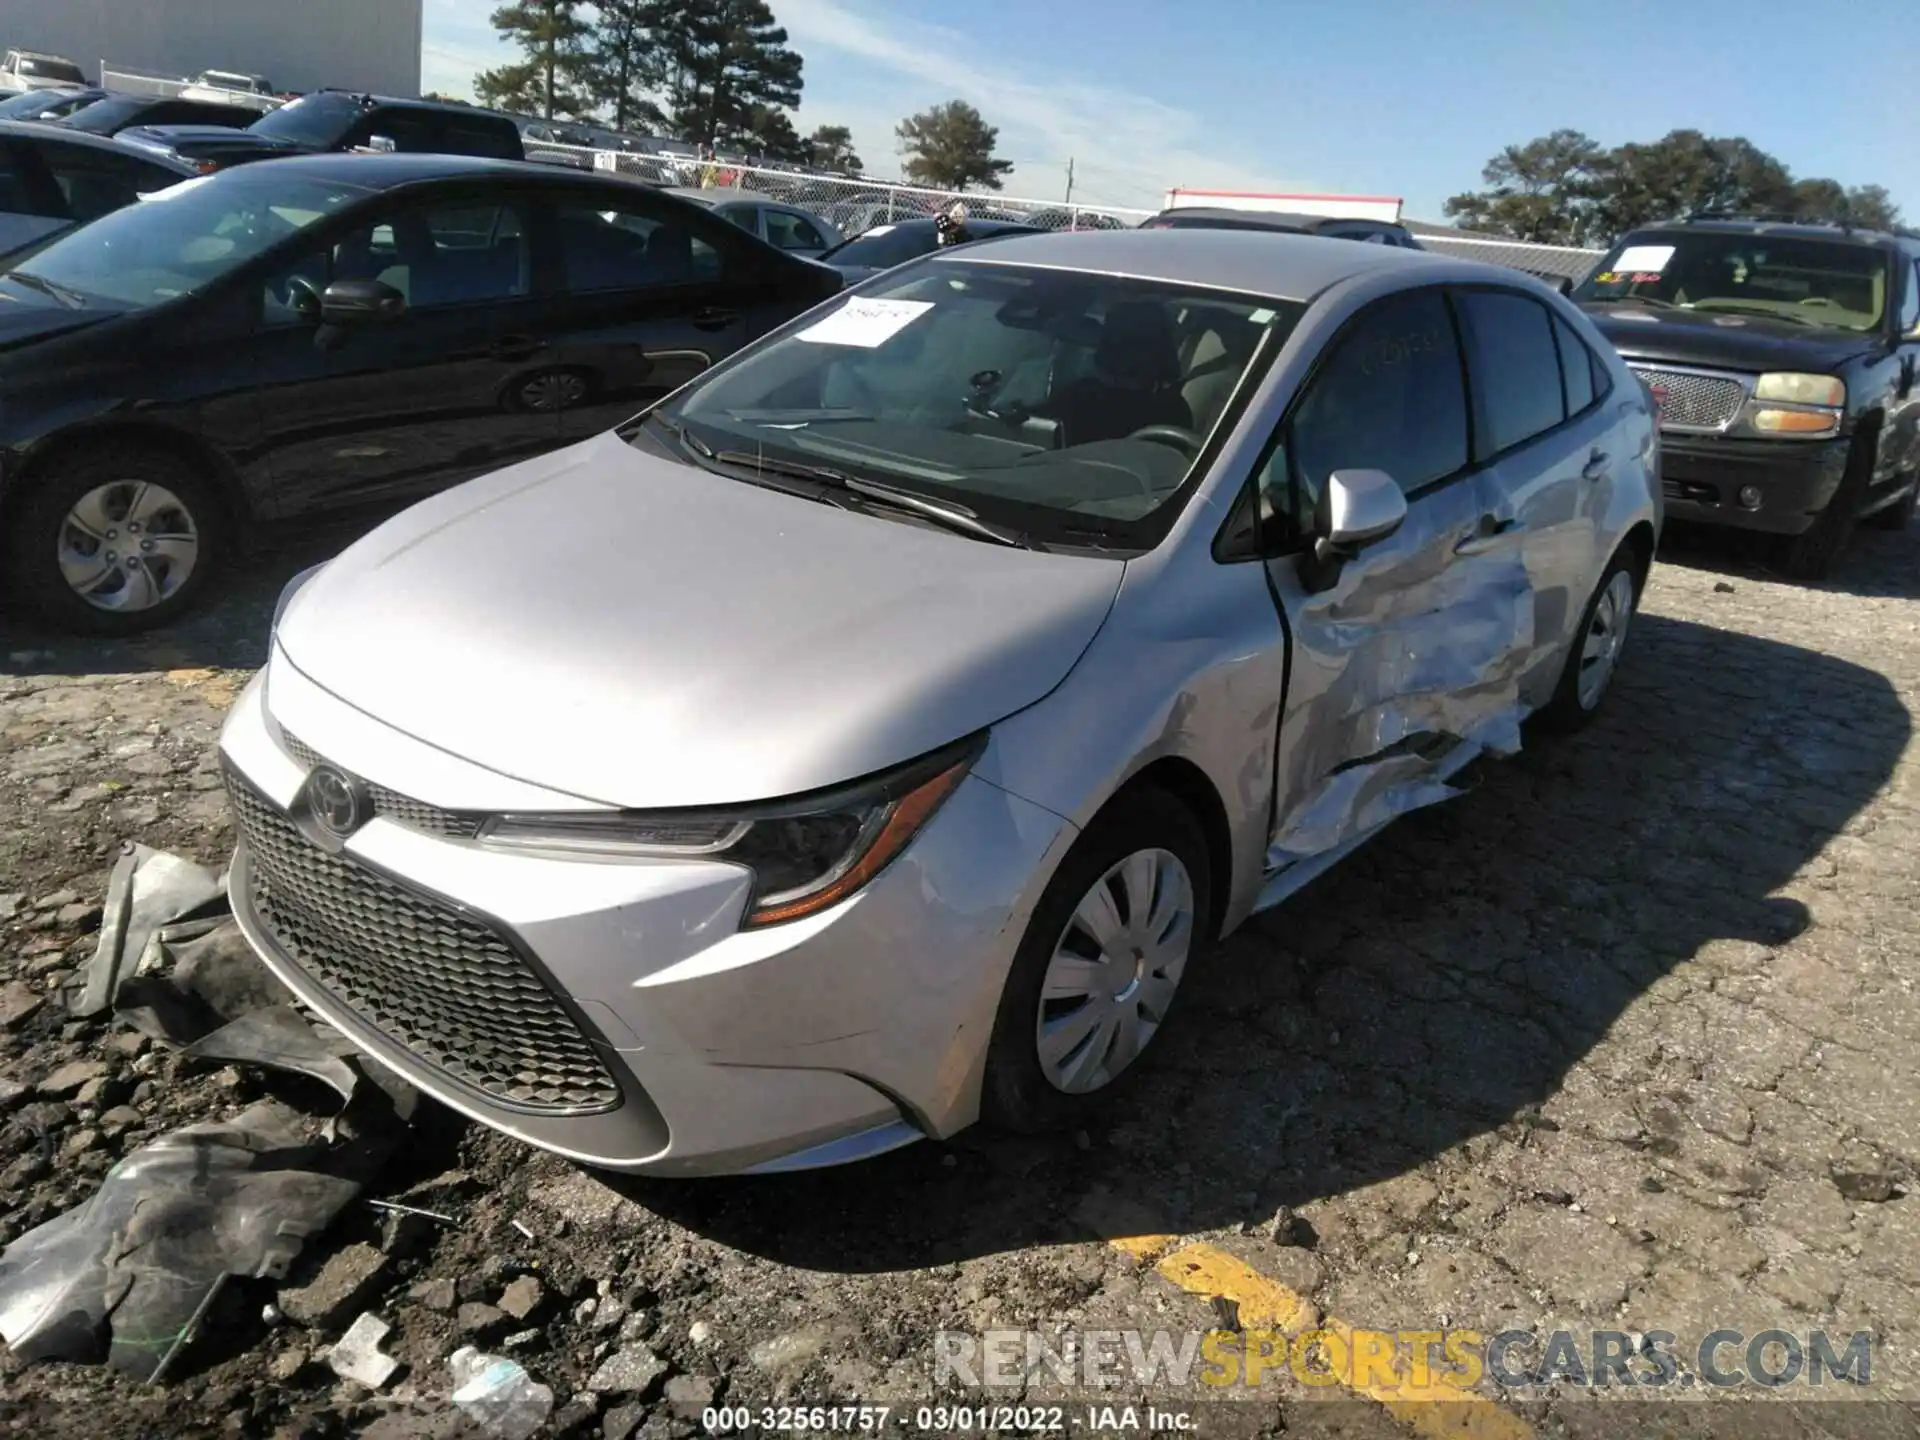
[327,1312,400,1389]
[70,845,225,1018]
[184,1005,359,1104]
[448,1346,554,1439]
[368,1198,456,1224]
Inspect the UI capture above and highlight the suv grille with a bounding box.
[226,770,621,1114]
[1630,366,1746,430]
[280,731,483,839]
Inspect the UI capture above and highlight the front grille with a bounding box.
[1663,478,1720,505]
[226,770,621,1114]
[1630,366,1746,430]
[279,731,483,839]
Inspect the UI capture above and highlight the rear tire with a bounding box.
[981,788,1213,1135]
[1535,547,1640,733]
[4,444,224,635]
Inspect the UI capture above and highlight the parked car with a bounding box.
[216,229,1658,1177]
[118,91,525,173]
[517,118,596,170]
[0,51,87,92]
[661,187,842,258]
[816,216,1043,282]
[57,93,266,136]
[0,120,196,254]
[182,71,277,104]
[0,152,843,632]
[1141,205,1425,249]
[0,87,105,123]
[1575,214,1920,577]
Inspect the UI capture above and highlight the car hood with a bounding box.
[827,262,886,283]
[119,124,302,155]
[275,430,1124,808]
[1583,305,1881,373]
[0,298,114,352]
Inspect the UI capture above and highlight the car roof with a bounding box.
[193,149,680,190]
[0,118,199,171]
[945,226,1437,300]
[855,216,1038,236]
[1631,218,1919,253]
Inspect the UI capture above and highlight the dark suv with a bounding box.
[1139,206,1424,249]
[1575,215,1920,577]
[116,91,524,173]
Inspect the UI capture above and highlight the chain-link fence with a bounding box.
[523,141,1151,235]
[100,62,282,111]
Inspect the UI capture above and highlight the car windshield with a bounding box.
[1576,231,1891,332]
[250,92,359,146]
[0,172,361,311]
[656,258,1302,549]
[0,88,83,119]
[56,95,148,133]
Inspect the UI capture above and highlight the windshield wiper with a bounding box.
[8,271,84,309]
[711,449,1032,548]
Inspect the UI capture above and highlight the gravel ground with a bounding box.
[2,517,1918,1440]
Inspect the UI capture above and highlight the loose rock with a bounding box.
[35,1059,106,1097]
[498,1274,546,1321]
[587,1343,668,1397]
[278,1244,393,1330]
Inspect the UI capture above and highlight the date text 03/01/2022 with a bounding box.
[698,1404,1196,1432]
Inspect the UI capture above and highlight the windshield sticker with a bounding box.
[860,224,895,238]
[797,297,935,348]
[1611,244,1675,276]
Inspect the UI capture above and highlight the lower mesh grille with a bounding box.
[278,730,483,839]
[1631,366,1746,430]
[226,769,621,1114]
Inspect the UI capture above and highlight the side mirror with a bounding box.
[365,134,398,154]
[320,278,405,326]
[1302,468,1407,591]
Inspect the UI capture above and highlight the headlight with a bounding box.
[477,733,985,927]
[1753,373,1845,407]
[1750,408,1842,436]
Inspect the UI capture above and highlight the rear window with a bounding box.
[19,58,85,83]
[821,223,936,270]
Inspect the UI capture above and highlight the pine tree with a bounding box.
[588,0,671,134]
[474,0,594,121]
[808,124,862,174]
[896,101,1013,191]
[656,0,804,150]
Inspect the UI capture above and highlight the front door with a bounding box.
[534,187,804,443]
[1258,285,1531,870]
[246,192,561,517]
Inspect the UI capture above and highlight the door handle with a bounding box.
[490,335,544,361]
[692,307,740,332]
[1454,517,1517,556]
[1582,447,1611,481]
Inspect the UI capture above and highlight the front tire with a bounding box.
[981,788,1212,1134]
[1864,475,1918,531]
[4,444,224,635]
[1536,548,1640,733]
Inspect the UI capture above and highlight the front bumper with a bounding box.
[218,663,1074,1176]
[1657,432,1851,536]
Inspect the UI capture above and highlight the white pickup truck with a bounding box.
[0,50,87,92]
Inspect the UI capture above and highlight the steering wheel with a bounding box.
[280,274,323,319]
[1128,424,1202,457]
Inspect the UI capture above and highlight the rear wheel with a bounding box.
[1536,548,1640,733]
[981,788,1212,1134]
[4,444,224,635]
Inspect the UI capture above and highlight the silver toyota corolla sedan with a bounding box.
[220,229,1661,1176]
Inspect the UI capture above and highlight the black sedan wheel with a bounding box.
[6,445,223,634]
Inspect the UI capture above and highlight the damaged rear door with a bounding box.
[1253,284,1535,885]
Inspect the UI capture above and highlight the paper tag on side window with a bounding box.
[797,298,934,347]
[1611,245,1675,275]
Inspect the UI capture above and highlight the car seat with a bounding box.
[1041,301,1191,446]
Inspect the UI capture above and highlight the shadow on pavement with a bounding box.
[621,611,1909,1271]
[1657,516,1916,600]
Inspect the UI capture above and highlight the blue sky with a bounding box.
[422,0,1917,221]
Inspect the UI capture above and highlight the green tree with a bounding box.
[654,0,804,150]
[808,123,862,174]
[895,100,1013,191]
[587,0,671,133]
[474,0,594,120]
[736,104,807,161]
[1442,128,1605,245]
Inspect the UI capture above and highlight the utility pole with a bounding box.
[1064,157,1074,205]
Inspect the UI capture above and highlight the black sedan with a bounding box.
[817,215,1042,282]
[0,121,196,254]
[0,88,104,123]
[57,93,267,136]
[0,152,843,632]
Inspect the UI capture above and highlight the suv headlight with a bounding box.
[1746,373,1845,437]
[477,733,985,927]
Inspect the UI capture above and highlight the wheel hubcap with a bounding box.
[57,480,199,613]
[1576,570,1637,710]
[1035,848,1195,1095]
[522,373,586,411]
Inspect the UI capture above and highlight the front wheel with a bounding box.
[1536,549,1640,733]
[3,445,224,635]
[1864,476,1918,531]
[981,788,1212,1134]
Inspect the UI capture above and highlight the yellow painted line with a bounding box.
[1091,1214,1535,1440]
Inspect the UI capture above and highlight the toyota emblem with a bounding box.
[306,765,366,839]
